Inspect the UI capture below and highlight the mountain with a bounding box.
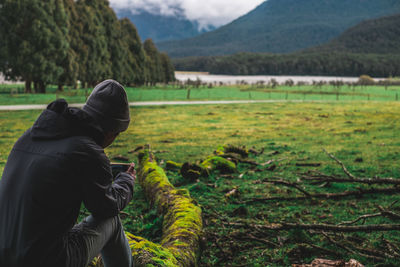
[116,10,215,43]
[158,0,400,58]
[172,13,400,77]
[308,13,400,54]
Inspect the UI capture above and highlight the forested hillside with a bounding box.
[173,13,400,77]
[116,10,214,42]
[174,53,400,77]
[158,0,400,57]
[0,0,175,93]
[308,13,400,54]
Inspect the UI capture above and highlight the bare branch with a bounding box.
[322,232,385,261]
[243,187,400,204]
[265,178,311,196]
[301,171,400,185]
[225,220,400,232]
[338,213,382,225]
[322,148,355,179]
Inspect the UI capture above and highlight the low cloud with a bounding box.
[110,0,265,29]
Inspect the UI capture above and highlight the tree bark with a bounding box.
[24,79,32,94]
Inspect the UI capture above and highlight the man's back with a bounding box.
[0,100,134,267]
[0,132,84,266]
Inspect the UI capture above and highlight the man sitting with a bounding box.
[0,80,135,267]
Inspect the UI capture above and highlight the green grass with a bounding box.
[1,101,400,266]
[0,84,400,105]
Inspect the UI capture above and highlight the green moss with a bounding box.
[180,162,208,180]
[165,161,183,171]
[131,149,203,267]
[201,156,236,173]
[126,233,178,267]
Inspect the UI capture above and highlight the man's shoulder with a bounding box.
[67,135,106,161]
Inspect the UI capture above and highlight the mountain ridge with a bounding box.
[307,13,400,54]
[116,9,215,42]
[158,0,400,57]
[172,13,400,77]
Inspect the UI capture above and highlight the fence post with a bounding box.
[186,88,191,100]
[336,92,339,101]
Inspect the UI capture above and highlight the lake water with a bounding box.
[175,73,382,84]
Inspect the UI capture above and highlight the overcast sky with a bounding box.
[109,0,265,29]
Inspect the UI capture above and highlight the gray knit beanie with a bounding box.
[83,79,130,133]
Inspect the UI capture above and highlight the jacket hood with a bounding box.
[31,99,104,145]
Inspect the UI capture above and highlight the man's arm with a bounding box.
[81,146,135,218]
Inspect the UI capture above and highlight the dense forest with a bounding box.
[158,0,400,58]
[308,13,400,54]
[173,13,400,77]
[173,53,400,77]
[0,0,175,93]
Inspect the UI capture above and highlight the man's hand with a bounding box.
[126,162,136,182]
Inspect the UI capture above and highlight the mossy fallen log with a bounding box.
[130,148,203,266]
[177,145,245,180]
[215,144,249,158]
[93,148,202,267]
[165,160,183,171]
[201,156,236,174]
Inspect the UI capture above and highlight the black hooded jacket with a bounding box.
[0,100,134,267]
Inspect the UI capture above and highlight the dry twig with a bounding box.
[225,220,400,232]
[322,149,356,179]
[243,187,400,204]
[264,178,311,197]
[301,170,400,185]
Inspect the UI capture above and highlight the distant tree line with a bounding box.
[173,52,400,78]
[0,0,175,93]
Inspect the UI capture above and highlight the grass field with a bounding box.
[0,84,400,105]
[1,101,400,266]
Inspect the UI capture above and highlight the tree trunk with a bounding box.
[57,84,64,92]
[24,79,32,94]
[34,82,39,94]
[38,81,46,93]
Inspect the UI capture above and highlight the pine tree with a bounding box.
[75,0,111,87]
[0,0,69,93]
[120,18,147,85]
[160,52,175,83]
[57,0,80,90]
[143,39,162,85]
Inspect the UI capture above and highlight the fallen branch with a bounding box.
[226,221,400,232]
[230,232,278,248]
[338,209,400,226]
[301,170,400,185]
[322,233,385,261]
[242,187,400,204]
[295,163,321,167]
[338,213,383,226]
[264,179,311,197]
[297,242,342,257]
[323,148,356,179]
